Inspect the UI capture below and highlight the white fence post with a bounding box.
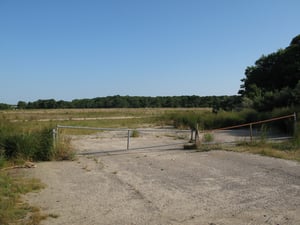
[52,128,56,148]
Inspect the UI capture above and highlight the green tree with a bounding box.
[17,101,27,109]
[239,34,300,111]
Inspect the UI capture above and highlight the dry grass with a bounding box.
[53,136,76,161]
[194,139,300,162]
[1,108,210,122]
[0,170,48,225]
[229,142,300,162]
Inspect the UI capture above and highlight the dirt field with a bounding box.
[25,131,300,225]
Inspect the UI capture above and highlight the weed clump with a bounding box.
[0,127,53,161]
[0,119,76,162]
[131,129,140,138]
[53,136,75,161]
[203,132,214,142]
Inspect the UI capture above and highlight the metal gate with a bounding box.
[53,125,192,154]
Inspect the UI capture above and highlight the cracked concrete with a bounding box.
[25,132,300,225]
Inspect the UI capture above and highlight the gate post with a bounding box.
[249,123,253,141]
[52,128,56,148]
[52,125,59,148]
[190,129,194,142]
[127,130,130,150]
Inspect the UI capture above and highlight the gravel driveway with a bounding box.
[25,132,300,225]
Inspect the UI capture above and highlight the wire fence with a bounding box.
[54,125,192,151]
[53,113,297,151]
[198,113,297,144]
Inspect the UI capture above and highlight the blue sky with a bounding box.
[1,0,299,104]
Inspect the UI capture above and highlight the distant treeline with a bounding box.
[9,95,241,110]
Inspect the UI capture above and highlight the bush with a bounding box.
[170,109,259,130]
[0,121,54,161]
[3,134,35,159]
[34,128,54,161]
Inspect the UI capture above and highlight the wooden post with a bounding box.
[56,126,59,142]
[127,130,130,150]
[250,123,253,141]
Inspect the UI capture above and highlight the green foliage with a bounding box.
[169,108,297,142]
[203,133,214,142]
[239,34,300,111]
[0,103,12,110]
[235,138,300,161]
[3,130,53,161]
[170,109,259,130]
[0,121,53,161]
[12,95,241,110]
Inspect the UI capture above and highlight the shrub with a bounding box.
[3,134,34,159]
[34,128,54,161]
[0,121,54,161]
[170,109,259,130]
[53,136,75,161]
[131,129,140,138]
[203,133,214,142]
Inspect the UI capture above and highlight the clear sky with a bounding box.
[0,0,299,104]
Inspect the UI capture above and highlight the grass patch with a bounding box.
[0,170,47,225]
[192,140,300,162]
[230,140,300,161]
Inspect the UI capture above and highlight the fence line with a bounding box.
[53,113,297,150]
[210,113,296,132]
[56,125,190,133]
[205,113,296,142]
[54,125,192,150]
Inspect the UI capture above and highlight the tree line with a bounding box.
[14,95,241,110]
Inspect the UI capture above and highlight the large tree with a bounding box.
[239,34,300,111]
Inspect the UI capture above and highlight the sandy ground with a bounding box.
[24,131,300,225]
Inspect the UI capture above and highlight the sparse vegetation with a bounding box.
[230,140,300,162]
[131,129,140,138]
[202,132,214,142]
[0,106,299,225]
[53,136,75,161]
[0,170,47,225]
